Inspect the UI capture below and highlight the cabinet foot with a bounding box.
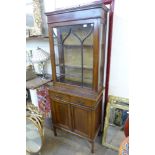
[53,127,57,136]
[91,141,95,153]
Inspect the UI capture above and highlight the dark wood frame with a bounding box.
[46,2,109,153]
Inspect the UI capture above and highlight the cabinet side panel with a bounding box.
[91,98,102,139]
[95,99,102,133]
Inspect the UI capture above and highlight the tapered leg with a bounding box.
[91,141,95,153]
[53,127,57,136]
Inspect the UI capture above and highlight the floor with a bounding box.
[27,119,124,155]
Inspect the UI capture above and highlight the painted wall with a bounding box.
[108,0,129,98]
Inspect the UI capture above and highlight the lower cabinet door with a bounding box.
[71,106,92,138]
[52,100,71,130]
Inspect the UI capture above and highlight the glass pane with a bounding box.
[83,68,93,87]
[72,23,93,42]
[52,23,94,88]
[64,46,82,85]
[65,67,82,85]
[53,29,61,81]
[63,27,82,85]
[83,24,93,88]
[64,33,81,45]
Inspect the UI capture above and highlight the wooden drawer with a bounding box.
[49,91,70,103]
[70,96,96,107]
[49,90,96,107]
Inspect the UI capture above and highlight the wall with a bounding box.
[109,0,129,98]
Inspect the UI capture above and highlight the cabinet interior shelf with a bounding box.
[56,64,93,70]
[56,73,92,80]
[54,44,93,48]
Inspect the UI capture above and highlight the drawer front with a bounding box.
[49,91,70,103]
[70,96,95,107]
[49,90,96,107]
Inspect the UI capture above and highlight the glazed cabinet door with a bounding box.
[52,23,94,89]
[52,100,71,130]
[71,106,92,138]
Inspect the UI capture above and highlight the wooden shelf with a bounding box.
[54,44,93,48]
[56,64,93,70]
[63,45,93,48]
[26,35,49,40]
[26,75,52,89]
[56,72,92,79]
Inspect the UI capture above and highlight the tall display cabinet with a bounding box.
[46,2,109,153]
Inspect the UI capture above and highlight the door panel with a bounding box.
[71,106,91,138]
[53,100,71,130]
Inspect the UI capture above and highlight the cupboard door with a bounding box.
[52,100,71,130]
[71,106,91,138]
